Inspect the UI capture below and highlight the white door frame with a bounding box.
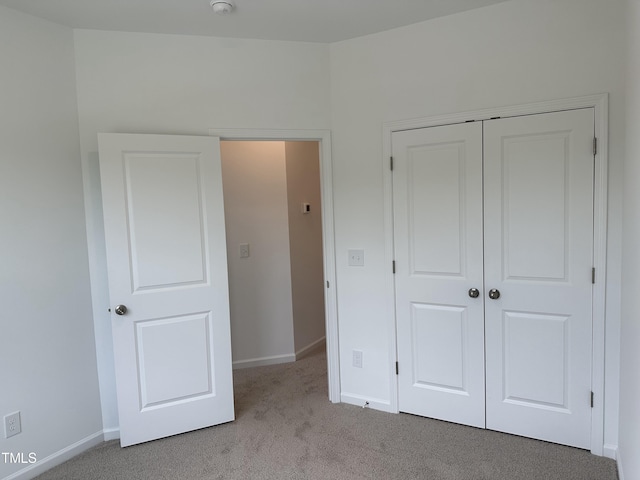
[209,128,340,404]
[382,93,608,455]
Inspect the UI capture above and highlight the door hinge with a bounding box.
[392,260,396,274]
[396,361,399,375]
[591,391,594,408]
[390,156,394,171]
[592,268,595,284]
[326,280,330,289]
[593,138,597,156]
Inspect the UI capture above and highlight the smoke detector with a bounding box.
[210,0,235,14]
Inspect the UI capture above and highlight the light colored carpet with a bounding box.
[34,349,617,479]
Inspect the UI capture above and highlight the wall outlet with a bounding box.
[348,249,365,266]
[4,411,21,438]
[239,243,250,258]
[353,350,363,368]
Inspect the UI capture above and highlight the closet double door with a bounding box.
[393,108,594,449]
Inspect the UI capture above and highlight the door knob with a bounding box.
[468,288,480,298]
[488,289,501,300]
[114,305,128,316]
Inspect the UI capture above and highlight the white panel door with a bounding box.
[99,133,234,447]
[393,122,486,428]
[483,109,594,449]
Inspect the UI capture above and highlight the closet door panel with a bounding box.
[393,122,485,428]
[483,108,594,449]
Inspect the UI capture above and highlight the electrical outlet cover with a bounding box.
[4,411,21,438]
[353,350,363,368]
[348,249,365,266]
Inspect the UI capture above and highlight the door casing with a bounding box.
[382,94,609,455]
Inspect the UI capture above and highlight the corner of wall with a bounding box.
[616,448,625,480]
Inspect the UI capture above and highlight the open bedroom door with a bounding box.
[98,133,234,447]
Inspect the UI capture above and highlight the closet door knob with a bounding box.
[468,288,480,298]
[488,289,501,300]
[114,305,128,316]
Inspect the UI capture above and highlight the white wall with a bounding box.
[618,0,640,477]
[284,141,326,355]
[0,6,102,479]
[73,29,331,430]
[220,141,295,366]
[329,0,626,450]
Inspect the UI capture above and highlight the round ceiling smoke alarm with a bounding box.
[210,0,235,14]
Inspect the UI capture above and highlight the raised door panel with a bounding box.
[411,303,467,393]
[407,142,464,276]
[501,134,569,281]
[502,311,569,410]
[124,153,208,291]
[136,313,214,408]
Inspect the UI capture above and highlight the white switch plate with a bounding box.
[348,249,364,266]
[239,243,250,258]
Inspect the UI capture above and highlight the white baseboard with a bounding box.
[602,443,617,460]
[103,427,120,441]
[295,336,326,361]
[232,353,295,370]
[340,392,393,413]
[3,430,104,480]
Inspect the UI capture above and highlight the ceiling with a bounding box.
[0,0,510,43]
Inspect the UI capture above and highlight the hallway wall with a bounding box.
[285,141,326,357]
[221,141,295,367]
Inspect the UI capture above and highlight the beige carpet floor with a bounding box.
[34,348,617,479]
